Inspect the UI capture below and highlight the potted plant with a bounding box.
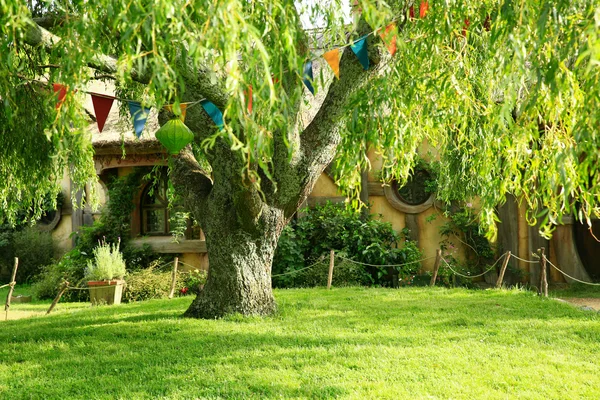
[86,238,127,305]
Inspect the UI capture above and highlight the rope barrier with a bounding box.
[510,254,539,264]
[272,256,326,277]
[176,261,202,270]
[440,252,508,279]
[335,254,437,268]
[0,282,15,290]
[544,257,600,286]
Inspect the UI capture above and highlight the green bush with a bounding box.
[273,203,423,288]
[31,249,90,302]
[181,269,208,295]
[0,226,55,283]
[123,264,186,302]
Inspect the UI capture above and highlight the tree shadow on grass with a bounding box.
[1,289,600,399]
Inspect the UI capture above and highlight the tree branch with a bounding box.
[21,18,151,84]
[170,148,213,224]
[272,21,386,215]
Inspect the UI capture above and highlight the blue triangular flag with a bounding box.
[350,36,369,70]
[127,101,151,138]
[200,100,224,130]
[302,61,314,95]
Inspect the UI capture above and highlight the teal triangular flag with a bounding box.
[127,101,151,138]
[302,61,314,95]
[350,36,369,70]
[200,100,224,130]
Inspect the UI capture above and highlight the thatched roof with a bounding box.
[85,81,164,155]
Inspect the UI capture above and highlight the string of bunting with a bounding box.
[50,1,468,155]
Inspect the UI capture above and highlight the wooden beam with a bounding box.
[366,181,385,196]
[129,237,207,253]
[306,196,347,207]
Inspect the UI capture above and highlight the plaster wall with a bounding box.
[52,215,73,257]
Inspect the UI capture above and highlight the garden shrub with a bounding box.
[85,239,126,281]
[273,203,423,288]
[0,226,55,283]
[123,264,207,302]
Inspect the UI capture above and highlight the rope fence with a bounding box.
[440,252,508,279]
[335,254,437,268]
[4,245,598,318]
[544,257,600,287]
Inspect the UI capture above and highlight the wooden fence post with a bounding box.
[540,247,548,297]
[429,249,442,286]
[4,258,19,321]
[168,257,179,299]
[327,250,335,290]
[495,251,511,288]
[47,281,69,315]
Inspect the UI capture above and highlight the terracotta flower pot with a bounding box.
[87,279,125,305]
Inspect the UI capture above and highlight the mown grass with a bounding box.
[1,287,599,399]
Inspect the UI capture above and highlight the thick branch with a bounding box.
[170,149,213,224]
[21,19,151,84]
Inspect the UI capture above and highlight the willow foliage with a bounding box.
[1,0,599,237]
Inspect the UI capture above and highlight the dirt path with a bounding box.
[559,298,600,311]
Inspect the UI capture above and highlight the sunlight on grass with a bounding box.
[1,287,599,399]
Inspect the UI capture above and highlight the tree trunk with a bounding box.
[184,227,279,318]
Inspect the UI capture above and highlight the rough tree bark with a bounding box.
[23,18,387,318]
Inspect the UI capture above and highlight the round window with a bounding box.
[393,169,432,206]
[383,169,435,214]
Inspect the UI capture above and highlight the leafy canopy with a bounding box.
[1,0,599,237]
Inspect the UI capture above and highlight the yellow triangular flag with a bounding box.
[323,48,341,79]
[164,103,188,122]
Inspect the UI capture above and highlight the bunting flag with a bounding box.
[419,1,429,18]
[302,61,315,95]
[164,103,188,122]
[379,24,398,56]
[245,85,253,114]
[200,100,224,129]
[90,93,114,132]
[323,49,341,79]
[462,18,470,37]
[350,36,369,70]
[484,15,491,31]
[53,83,67,109]
[127,101,151,138]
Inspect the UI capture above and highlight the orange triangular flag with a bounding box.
[323,48,341,79]
[244,85,253,114]
[53,83,67,109]
[419,1,429,18]
[379,24,398,56]
[164,103,188,122]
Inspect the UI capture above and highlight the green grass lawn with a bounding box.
[1,287,599,399]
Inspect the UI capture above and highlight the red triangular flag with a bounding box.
[462,18,470,37]
[379,24,398,56]
[90,93,115,132]
[53,83,67,109]
[245,85,253,114]
[419,1,429,18]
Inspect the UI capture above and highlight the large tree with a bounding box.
[1,1,599,317]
